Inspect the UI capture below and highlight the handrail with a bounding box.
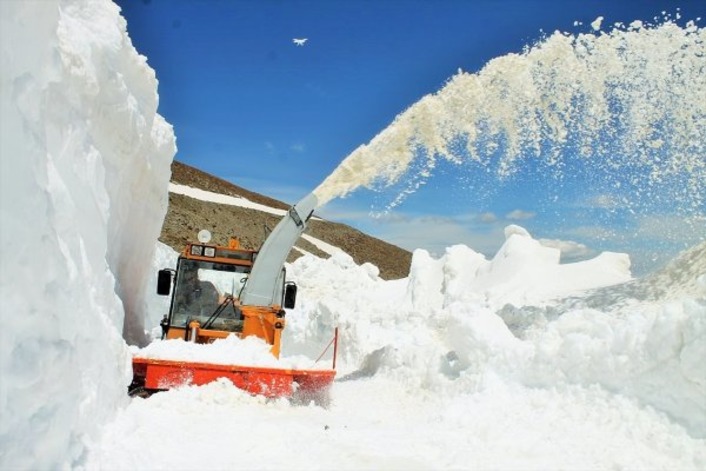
[314,327,339,370]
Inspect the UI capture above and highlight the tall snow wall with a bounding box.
[0,1,175,468]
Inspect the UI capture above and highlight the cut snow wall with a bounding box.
[0,0,175,468]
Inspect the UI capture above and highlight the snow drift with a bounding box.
[0,1,175,468]
[283,229,705,438]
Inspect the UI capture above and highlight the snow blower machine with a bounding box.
[130,193,337,400]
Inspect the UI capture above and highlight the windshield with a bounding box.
[170,259,249,331]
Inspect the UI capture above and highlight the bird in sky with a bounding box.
[292,38,308,46]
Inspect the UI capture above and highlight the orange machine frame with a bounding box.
[164,239,288,357]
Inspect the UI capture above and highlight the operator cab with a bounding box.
[156,231,297,342]
[171,258,249,332]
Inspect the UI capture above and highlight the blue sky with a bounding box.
[116,0,705,274]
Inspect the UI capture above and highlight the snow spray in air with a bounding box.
[313,17,705,222]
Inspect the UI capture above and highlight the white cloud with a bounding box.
[563,213,705,249]
[635,214,706,245]
[587,194,620,210]
[506,209,536,220]
[263,141,306,155]
[370,215,503,257]
[290,143,305,153]
[479,212,498,223]
[316,206,378,223]
[324,207,506,257]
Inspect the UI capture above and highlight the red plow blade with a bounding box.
[132,357,336,399]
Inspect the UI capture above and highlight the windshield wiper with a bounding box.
[201,295,241,330]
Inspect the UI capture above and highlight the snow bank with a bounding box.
[438,225,632,310]
[143,241,179,338]
[285,228,706,437]
[0,1,175,468]
[285,225,632,373]
[523,297,706,435]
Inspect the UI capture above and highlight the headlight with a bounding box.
[190,245,203,256]
[204,247,216,257]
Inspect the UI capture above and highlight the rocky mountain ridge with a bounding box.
[159,161,412,280]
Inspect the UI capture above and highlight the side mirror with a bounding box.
[283,282,297,309]
[157,269,172,296]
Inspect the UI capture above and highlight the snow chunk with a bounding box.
[504,224,531,239]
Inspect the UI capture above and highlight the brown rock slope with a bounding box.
[160,161,412,280]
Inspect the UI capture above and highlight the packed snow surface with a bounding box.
[132,332,330,371]
[1,1,705,470]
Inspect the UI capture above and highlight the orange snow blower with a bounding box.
[130,193,337,401]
